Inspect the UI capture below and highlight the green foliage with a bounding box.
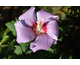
[0,28,4,40]
[9,39,15,49]
[59,26,64,31]
[1,35,9,44]
[20,43,28,52]
[14,41,32,55]
[61,14,66,20]
[26,50,32,54]
[14,46,22,55]
[5,20,17,36]
[52,6,62,14]
[58,26,64,42]
[38,6,52,13]
[69,55,73,59]
[47,48,54,53]
[0,46,2,53]
[59,53,73,59]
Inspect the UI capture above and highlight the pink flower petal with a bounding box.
[36,9,59,22]
[46,20,59,44]
[14,21,36,43]
[36,10,59,44]
[19,7,36,26]
[30,34,53,52]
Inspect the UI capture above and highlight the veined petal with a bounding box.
[30,34,53,52]
[36,9,59,23]
[19,7,36,26]
[14,21,36,43]
[46,20,59,44]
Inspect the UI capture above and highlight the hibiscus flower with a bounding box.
[14,7,59,52]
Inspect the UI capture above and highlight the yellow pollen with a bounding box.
[36,21,41,31]
[35,21,45,34]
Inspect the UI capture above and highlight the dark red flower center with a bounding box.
[31,21,47,36]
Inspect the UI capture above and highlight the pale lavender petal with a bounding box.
[36,9,59,44]
[14,21,36,43]
[46,20,59,43]
[30,34,53,52]
[19,7,36,26]
[36,9,59,22]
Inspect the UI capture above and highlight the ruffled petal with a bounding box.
[36,10,59,44]
[14,21,36,43]
[36,9,59,23]
[30,34,53,52]
[19,7,36,26]
[46,20,59,44]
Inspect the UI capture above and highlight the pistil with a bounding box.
[35,21,45,35]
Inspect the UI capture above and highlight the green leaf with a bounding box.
[1,35,9,44]
[72,11,74,14]
[5,28,10,35]
[59,53,73,59]
[14,40,32,55]
[20,43,27,52]
[5,20,16,36]
[9,39,16,49]
[59,54,62,59]
[58,26,64,39]
[69,55,72,59]
[0,29,4,39]
[52,6,62,14]
[15,17,19,21]
[77,9,79,13]
[20,42,30,52]
[61,14,66,20]
[26,50,32,54]
[0,46,2,53]
[58,37,63,42]
[47,48,54,53]
[14,46,22,55]
[59,26,64,31]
